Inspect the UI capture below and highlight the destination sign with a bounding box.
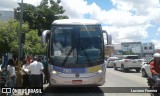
[80,26,96,32]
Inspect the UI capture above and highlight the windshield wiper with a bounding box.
[61,47,74,67]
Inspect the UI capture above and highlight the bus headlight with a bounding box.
[52,70,57,74]
[97,70,102,73]
[52,70,61,75]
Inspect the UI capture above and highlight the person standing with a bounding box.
[42,57,48,84]
[7,59,16,96]
[7,58,16,87]
[27,55,32,64]
[21,59,30,88]
[28,56,44,87]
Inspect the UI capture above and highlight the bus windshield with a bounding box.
[51,25,103,68]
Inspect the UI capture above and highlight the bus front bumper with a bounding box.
[49,72,106,86]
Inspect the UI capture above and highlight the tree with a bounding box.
[0,19,45,57]
[123,51,135,55]
[14,3,37,29]
[23,29,45,55]
[0,20,20,57]
[14,0,69,32]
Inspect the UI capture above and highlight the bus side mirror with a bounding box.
[102,30,112,45]
[42,30,50,45]
[102,30,108,45]
[102,30,108,41]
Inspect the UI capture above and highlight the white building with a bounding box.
[113,44,122,55]
[142,42,155,57]
[121,42,143,57]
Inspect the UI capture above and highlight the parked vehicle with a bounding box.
[113,55,142,72]
[141,58,153,77]
[106,57,118,68]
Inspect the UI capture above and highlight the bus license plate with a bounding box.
[133,61,136,63]
[72,80,82,84]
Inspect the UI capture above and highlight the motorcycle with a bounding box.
[147,76,160,96]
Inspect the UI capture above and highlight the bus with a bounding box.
[42,19,106,86]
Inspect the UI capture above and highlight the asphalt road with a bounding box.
[43,68,152,96]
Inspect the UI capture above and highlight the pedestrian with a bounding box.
[27,55,32,64]
[42,57,48,84]
[7,58,16,87]
[13,54,18,70]
[28,56,44,87]
[21,59,30,88]
[37,57,44,86]
[6,58,16,96]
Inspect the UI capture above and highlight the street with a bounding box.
[43,68,151,96]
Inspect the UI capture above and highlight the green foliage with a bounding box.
[0,0,69,57]
[123,51,135,55]
[0,19,45,57]
[0,19,20,56]
[15,3,37,29]
[15,0,69,30]
[23,29,45,55]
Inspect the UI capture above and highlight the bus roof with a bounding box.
[52,19,101,25]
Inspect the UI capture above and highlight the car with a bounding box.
[141,58,153,77]
[106,57,118,68]
[114,55,142,72]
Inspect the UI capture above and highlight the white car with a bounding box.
[106,57,118,68]
[114,55,142,72]
[141,58,153,77]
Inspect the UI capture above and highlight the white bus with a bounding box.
[42,19,106,86]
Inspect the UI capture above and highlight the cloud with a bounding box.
[60,0,151,28]
[0,0,18,10]
[23,0,40,6]
[0,0,40,11]
[111,0,158,15]
[61,0,89,18]
[156,27,160,35]
[102,25,149,44]
[151,40,160,49]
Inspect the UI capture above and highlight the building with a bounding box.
[113,44,122,55]
[0,11,15,21]
[105,45,114,57]
[121,42,143,58]
[142,42,155,57]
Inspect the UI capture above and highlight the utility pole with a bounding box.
[17,0,23,87]
[19,0,23,61]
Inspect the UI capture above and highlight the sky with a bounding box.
[1,0,160,49]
